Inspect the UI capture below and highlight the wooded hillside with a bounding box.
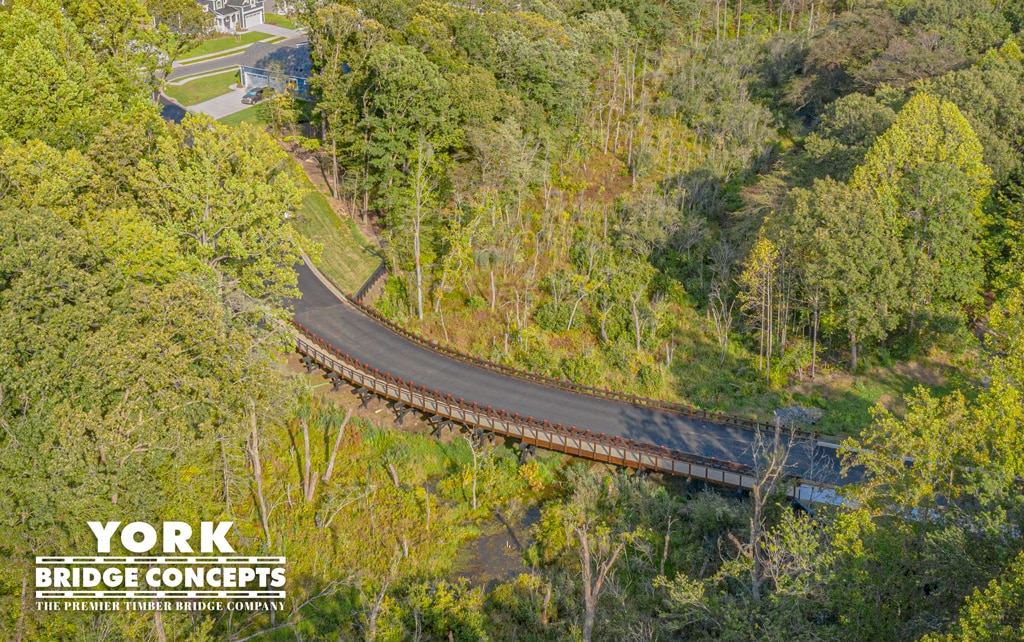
[1,1,1024,640]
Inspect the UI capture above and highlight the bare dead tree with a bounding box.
[247,398,272,547]
[708,279,735,364]
[576,520,627,642]
[322,408,353,483]
[301,416,317,503]
[747,418,796,601]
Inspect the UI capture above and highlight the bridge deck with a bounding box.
[290,262,848,493]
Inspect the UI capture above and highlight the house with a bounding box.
[238,40,313,98]
[197,0,265,33]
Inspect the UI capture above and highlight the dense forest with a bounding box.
[300,0,1024,417]
[1,0,1024,640]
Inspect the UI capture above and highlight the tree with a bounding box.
[549,470,649,642]
[925,552,1024,642]
[796,178,904,369]
[842,388,995,537]
[738,236,778,381]
[356,42,454,213]
[0,0,152,150]
[134,115,306,303]
[145,0,213,71]
[410,133,437,320]
[852,93,991,331]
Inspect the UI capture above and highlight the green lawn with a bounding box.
[180,31,266,59]
[217,104,267,127]
[265,14,298,29]
[165,70,238,106]
[290,173,380,293]
[789,361,960,439]
[218,98,315,127]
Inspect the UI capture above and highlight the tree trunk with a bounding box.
[850,333,858,370]
[490,269,496,312]
[414,216,423,320]
[154,609,167,642]
[567,294,586,330]
[15,576,26,642]
[660,516,674,576]
[332,134,339,198]
[248,399,272,547]
[323,408,352,483]
[302,417,317,503]
[632,298,642,351]
[220,438,232,516]
[582,602,597,642]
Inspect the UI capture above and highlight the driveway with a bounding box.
[250,23,301,38]
[187,87,252,120]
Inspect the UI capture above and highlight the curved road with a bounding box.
[291,263,850,488]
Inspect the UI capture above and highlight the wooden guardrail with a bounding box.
[342,292,821,443]
[354,260,388,301]
[346,259,822,441]
[293,322,839,496]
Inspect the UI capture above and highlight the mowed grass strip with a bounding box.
[218,99,315,127]
[218,104,267,127]
[165,70,239,106]
[291,173,380,293]
[180,31,266,59]
[265,14,298,29]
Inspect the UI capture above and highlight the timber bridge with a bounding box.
[290,258,849,504]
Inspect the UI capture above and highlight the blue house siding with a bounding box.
[238,41,313,99]
[240,67,311,98]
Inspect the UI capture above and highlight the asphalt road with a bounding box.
[158,95,185,123]
[167,34,307,81]
[290,263,851,487]
[168,53,247,81]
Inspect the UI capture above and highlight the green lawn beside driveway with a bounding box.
[216,101,376,292]
[265,14,298,29]
[180,31,266,59]
[218,104,266,127]
[165,70,239,106]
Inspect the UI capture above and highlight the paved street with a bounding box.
[169,53,245,81]
[168,31,305,81]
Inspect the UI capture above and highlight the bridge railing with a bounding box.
[354,260,388,301]
[341,289,820,442]
[292,321,785,490]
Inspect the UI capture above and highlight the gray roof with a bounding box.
[239,41,312,79]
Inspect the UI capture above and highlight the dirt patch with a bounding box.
[890,360,948,387]
[454,506,540,586]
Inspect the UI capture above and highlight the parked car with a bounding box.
[241,87,270,104]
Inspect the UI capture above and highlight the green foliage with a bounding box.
[0,0,155,150]
[134,114,306,303]
[926,552,1024,642]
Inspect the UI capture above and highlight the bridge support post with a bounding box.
[301,356,318,373]
[354,388,375,409]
